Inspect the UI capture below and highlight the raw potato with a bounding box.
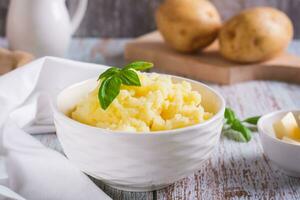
[219,7,293,63]
[0,48,34,74]
[155,0,221,53]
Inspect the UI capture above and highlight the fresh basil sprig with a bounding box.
[98,61,153,110]
[243,116,261,125]
[223,107,261,142]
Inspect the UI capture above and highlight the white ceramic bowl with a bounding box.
[52,75,225,192]
[258,110,300,177]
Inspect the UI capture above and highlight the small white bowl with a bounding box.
[258,110,300,177]
[52,75,225,192]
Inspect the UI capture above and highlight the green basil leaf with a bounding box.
[224,107,236,124]
[98,76,122,110]
[223,129,247,142]
[98,67,120,81]
[243,122,258,132]
[119,69,141,86]
[243,116,261,125]
[231,119,252,142]
[124,61,153,71]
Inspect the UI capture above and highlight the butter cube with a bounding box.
[273,112,300,140]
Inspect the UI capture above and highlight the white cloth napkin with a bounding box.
[0,57,112,200]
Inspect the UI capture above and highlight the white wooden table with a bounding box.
[30,38,300,200]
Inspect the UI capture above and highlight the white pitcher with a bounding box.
[6,0,88,57]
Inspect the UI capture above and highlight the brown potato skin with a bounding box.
[155,0,222,53]
[219,7,294,63]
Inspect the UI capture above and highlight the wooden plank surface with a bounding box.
[24,38,300,200]
[1,0,300,38]
[157,81,300,200]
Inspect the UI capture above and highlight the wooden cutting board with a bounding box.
[125,31,300,84]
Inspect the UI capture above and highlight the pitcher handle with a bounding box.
[70,0,88,35]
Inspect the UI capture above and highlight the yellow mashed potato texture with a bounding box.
[71,72,213,132]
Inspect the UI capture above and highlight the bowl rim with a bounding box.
[52,73,226,135]
[258,109,300,147]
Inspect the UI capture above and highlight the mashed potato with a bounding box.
[71,72,212,132]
